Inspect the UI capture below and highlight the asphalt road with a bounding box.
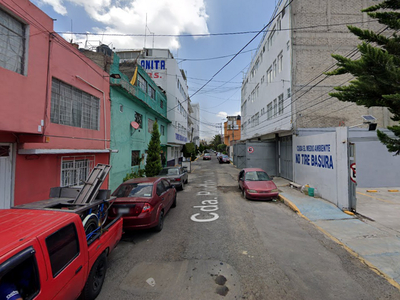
[98,156,400,300]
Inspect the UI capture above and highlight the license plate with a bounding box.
[118,207,130,214]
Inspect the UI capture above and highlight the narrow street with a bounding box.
[98,156,400,300]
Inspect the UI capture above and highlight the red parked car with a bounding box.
[238,168,279,200]
[203,153,211,160]
[109,177,176,231]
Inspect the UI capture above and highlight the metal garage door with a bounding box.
[246,141,277,176]
[234,143,246,169]
[279,136,293,180]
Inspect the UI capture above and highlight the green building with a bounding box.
[108,54,170,192]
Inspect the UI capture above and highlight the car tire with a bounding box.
[154,211,164,232]
[171,194,177,208]
[241,188,246,199]
[83,214,99,238]
[82,252,107,300]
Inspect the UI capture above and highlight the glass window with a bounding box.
[0,9,26,74]
[137,74,147,92]
[46,224,80,277]
[135,112,143,128]
[245,171,271,181]
[131,150,140,166]
[0,247,40,299]
[278,94,284,114]
[156,182,165,196]
[273,99,277,117]
[113,183,153,197]
[160,100,164,109]
[50,78,100,130]
[148,118,154,133]
[148,85,155,100]
[61,157,94,187]
[160,125,165,136]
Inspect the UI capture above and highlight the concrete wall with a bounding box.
[293,127,350,209]
[349,129,400,188]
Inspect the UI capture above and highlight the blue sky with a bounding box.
[31,0,277,140]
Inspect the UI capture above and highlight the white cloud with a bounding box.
[43,0,209,50]
[217,111,228,119]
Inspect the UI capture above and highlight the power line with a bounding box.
[57,19,378,38]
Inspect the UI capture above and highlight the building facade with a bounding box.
[109,55,170,191]
[0,0,111,207]
[224,116,241,158]
[118,49,190,166]
[240,0,395,180]
[191,103,200,147]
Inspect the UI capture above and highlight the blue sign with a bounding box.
[295,144,334,169]
[175,133,187,142]
[141,60,166,70]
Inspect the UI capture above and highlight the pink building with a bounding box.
[0,0,111,207]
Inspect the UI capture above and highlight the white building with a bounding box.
[240,0,394,180]
[191,103,200,147]
[118,48,190,165]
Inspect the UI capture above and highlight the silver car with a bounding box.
[158,166,188,190]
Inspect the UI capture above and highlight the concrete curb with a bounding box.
[278,194,400,291]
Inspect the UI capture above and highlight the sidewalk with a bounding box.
[274,177,400,290]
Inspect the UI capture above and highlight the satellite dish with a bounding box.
[130,121,139,129]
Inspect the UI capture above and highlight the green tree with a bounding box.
[144,121,162,177]
[326,0,400,155]
[217,143,227,153]
[199,143,204,154]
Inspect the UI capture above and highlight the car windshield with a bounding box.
[159,168,179,175]
[205,153,210,156]
[113,183,153,197]
[245,171,271,181]
[222,155,229,158]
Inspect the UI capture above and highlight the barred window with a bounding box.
[137,74,147,92]
[131,150,140,166]
[61,157,94,187]
[0,8,26,74]
[160,125,165,136]
[50,78,100,130]
[135,112,143,128]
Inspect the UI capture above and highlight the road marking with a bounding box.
[357,191,398,204]
[191,180,220,223]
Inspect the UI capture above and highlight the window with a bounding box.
[137,74,146,92]
[277,17,281,33]
[148,85,155,100]
[254,112,259,126]
[131,150,140,166]
[135,112,143,128]
[273,99,277,116]
[278,93,284,114]
[61,157,94,187]
[0,9,26,74]
[156,181,166,196]
[261,75,265,84]
[160,100,164,109]
[46,223,80,277]
[267,68,272,84]
[119,104,123,113]
[287,41,290,51]
[50,78,100,130]
[160,125,165,136]
[0,247,40,300]
[273,60,277,78]
[287,88,291,98]
[148,118,154,133]
[267,103,272,120]
[278,52,283,73]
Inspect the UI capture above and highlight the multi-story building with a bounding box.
[191,103,200,147]
[224,116,241,157]
[240,0,395,180]
[0,0,111,207]
[117,49,190,166]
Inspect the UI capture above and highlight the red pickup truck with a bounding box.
[0,208,122,300]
